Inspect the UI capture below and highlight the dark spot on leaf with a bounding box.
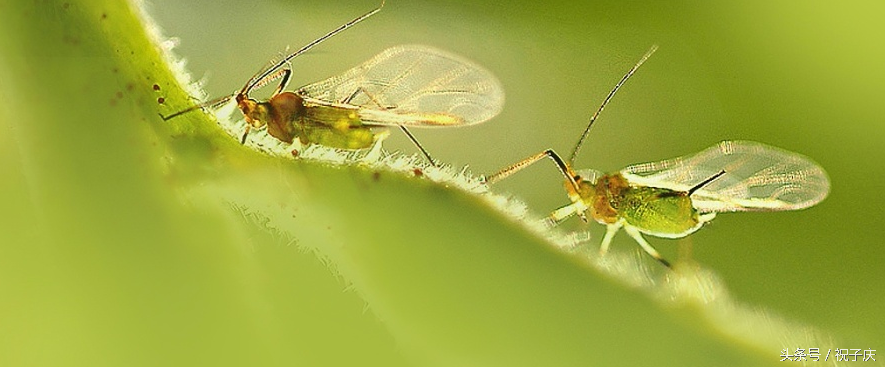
[115,91,123,99]
[127,82,135,91]
[152,84,160,91]
[413,168,424,177]
[62,35,80,45]
[157,97,165,104]
[372,172,381,181]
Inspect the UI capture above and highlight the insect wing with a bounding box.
[574,168,604,184]
[620,141,830,213]
[297,45,504,127]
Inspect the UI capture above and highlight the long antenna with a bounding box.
[159,94,234,121]
[161,1,385,121]
[567,45,658,165]
[241,0,385,95]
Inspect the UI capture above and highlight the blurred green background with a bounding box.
[149,0,884,349]
[2,0,882,366]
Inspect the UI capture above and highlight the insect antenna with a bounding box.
[240,0,385,97]
[484,149,579,191]
[159,94,234,121]
[687,169,726,196]
[568,45,658,165]
[163,1,383,129]
[248,69,293,96]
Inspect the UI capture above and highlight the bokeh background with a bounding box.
[150,0,883,355]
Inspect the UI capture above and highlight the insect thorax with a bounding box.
[237,92,306,144]
[266,92,307,144]
[585,173,628,225]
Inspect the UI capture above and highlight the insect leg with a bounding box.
[240,125,251,145]
[361,129,391,163]
[549,202,581,224]
[487,149,589,220]
[399,126,438,167]
[698,212,717,224]
[623,225,672,268]
[244,68,293,97]
[599,221,623,256]
[344,86,439,166]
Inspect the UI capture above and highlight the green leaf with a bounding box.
[0,1,864,367]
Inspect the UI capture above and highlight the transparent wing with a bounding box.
[620,141,830,213]
[574,168,604,184]
[297,45,504,127]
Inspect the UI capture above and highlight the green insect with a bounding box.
[162,1,504,165]
[485,46,830,267]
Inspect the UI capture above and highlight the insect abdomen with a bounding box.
[301,104,376,150]
[620,186,702,238]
